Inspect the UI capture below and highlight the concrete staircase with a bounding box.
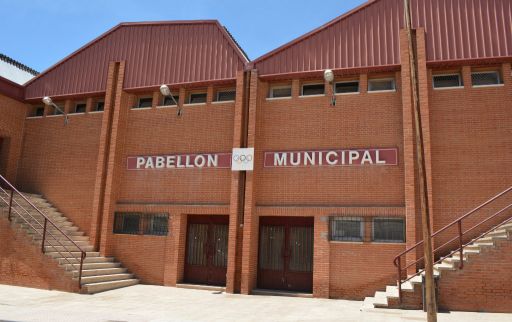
[362,221,512,310]
[1,192,138,294]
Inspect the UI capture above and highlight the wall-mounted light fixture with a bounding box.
[160,84,182,116]
[42,96,69,125]
[324,69,336,107]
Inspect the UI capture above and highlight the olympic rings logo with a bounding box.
[233,153,253,163]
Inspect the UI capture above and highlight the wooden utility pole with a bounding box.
[403,0,438,321]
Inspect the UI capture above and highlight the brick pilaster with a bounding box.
[240,70,259,294]
[313,215,330,298]
[226,70,247,293]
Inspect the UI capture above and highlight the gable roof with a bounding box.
[25,20,249,100]
[253,0,512,77]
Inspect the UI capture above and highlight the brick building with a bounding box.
[1,0,511,312]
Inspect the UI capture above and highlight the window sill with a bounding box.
[68,112,86,116]
[131,107,152,110]
[433,86,464,91]
[47,114,64,118]
[329,241,364,244]
[472,84,505,88]
[212,100,235,104]
[335,92,360,96]
[156,105,177,109]
[368,89,396,94]
[266,96,292,101]
[26,116,43,119]
[183,102,207,107]
[88,110,104,114]
[299,94,325,98]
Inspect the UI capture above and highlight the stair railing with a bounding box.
[393,186,512,302]
[0,175,86,289]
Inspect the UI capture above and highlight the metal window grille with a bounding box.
[471,71,501,86]
[335,81,360,94]
[137,97,153,108]
[95,101,105,111]
[432,74,462,88]
[163,95,179,106]
[216,89,236,101]
[270,86,292,98]
[368,78,396,91]
[330,217,364,241]
[114,212,169,236]
[301,83,325,96]
[372,217,405,243]
[188,93,207,104]
[144,213,169,236]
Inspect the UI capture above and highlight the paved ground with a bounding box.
[0,284,510,322]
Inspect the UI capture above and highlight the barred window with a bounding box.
[301,83,325,96]
[433,74,462,88]
[94,101,105,112]
[330,217,364,242]
[136,97,153,109]
[73,103,86,114]
[269,85,292,98]
[216,89,236,102]
[114,212,169,236]
[368,78,396,92]
[188,92,207,104]
[335,81,359,94]
[372,218,405,243]
[471,71,502,86]
[33,106,44,117]
[163,95,179,106]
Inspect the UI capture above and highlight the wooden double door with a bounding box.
[258,216,314,292]
[184,215,229,286]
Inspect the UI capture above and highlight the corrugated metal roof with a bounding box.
[25,20,248,100]
[253,0,512,76]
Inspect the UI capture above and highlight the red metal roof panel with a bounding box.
[25,20,248,100]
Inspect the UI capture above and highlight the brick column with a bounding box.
[241,70,259,295]
[399,29,418,274]
[89,62,123,249]
[313,215,330,298]
[226,70,247,293]
[291,79,300,98]
[165,213,187,285]
[98,61,129,256]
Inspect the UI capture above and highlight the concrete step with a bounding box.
[79,273,133,285]
[33,234,89,242]
[45,245,94,253]
[46,251,100,259]
[64,262,121,271]
[73,267,127,277]
[434,262,455,271]
[57,257,114,265]
[372,291,389,308]
[83,278,139,294]
[15,217,73,228]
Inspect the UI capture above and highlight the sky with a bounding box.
[0,0,366,73]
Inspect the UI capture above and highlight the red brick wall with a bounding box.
[16,113,103,236]
[428,63,512,241]
[0,214,78,292]
[118,97,235,204]
[0,93,27,182]
[438,236,512,313]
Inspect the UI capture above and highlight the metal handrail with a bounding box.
[0,175,86,288]
[393,186,512,301]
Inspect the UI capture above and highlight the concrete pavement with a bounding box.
[0,284,509,322]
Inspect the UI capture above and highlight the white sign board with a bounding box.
[231,148,254,171]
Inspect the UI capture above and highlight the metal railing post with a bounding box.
[78,252,86,289]
[397,256,402,303]
[8,190,14,221]
[458,221,463,269]
[41,218,48,253]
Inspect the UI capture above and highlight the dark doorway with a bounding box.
[258,216,314,293]
[184,215,229,286]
